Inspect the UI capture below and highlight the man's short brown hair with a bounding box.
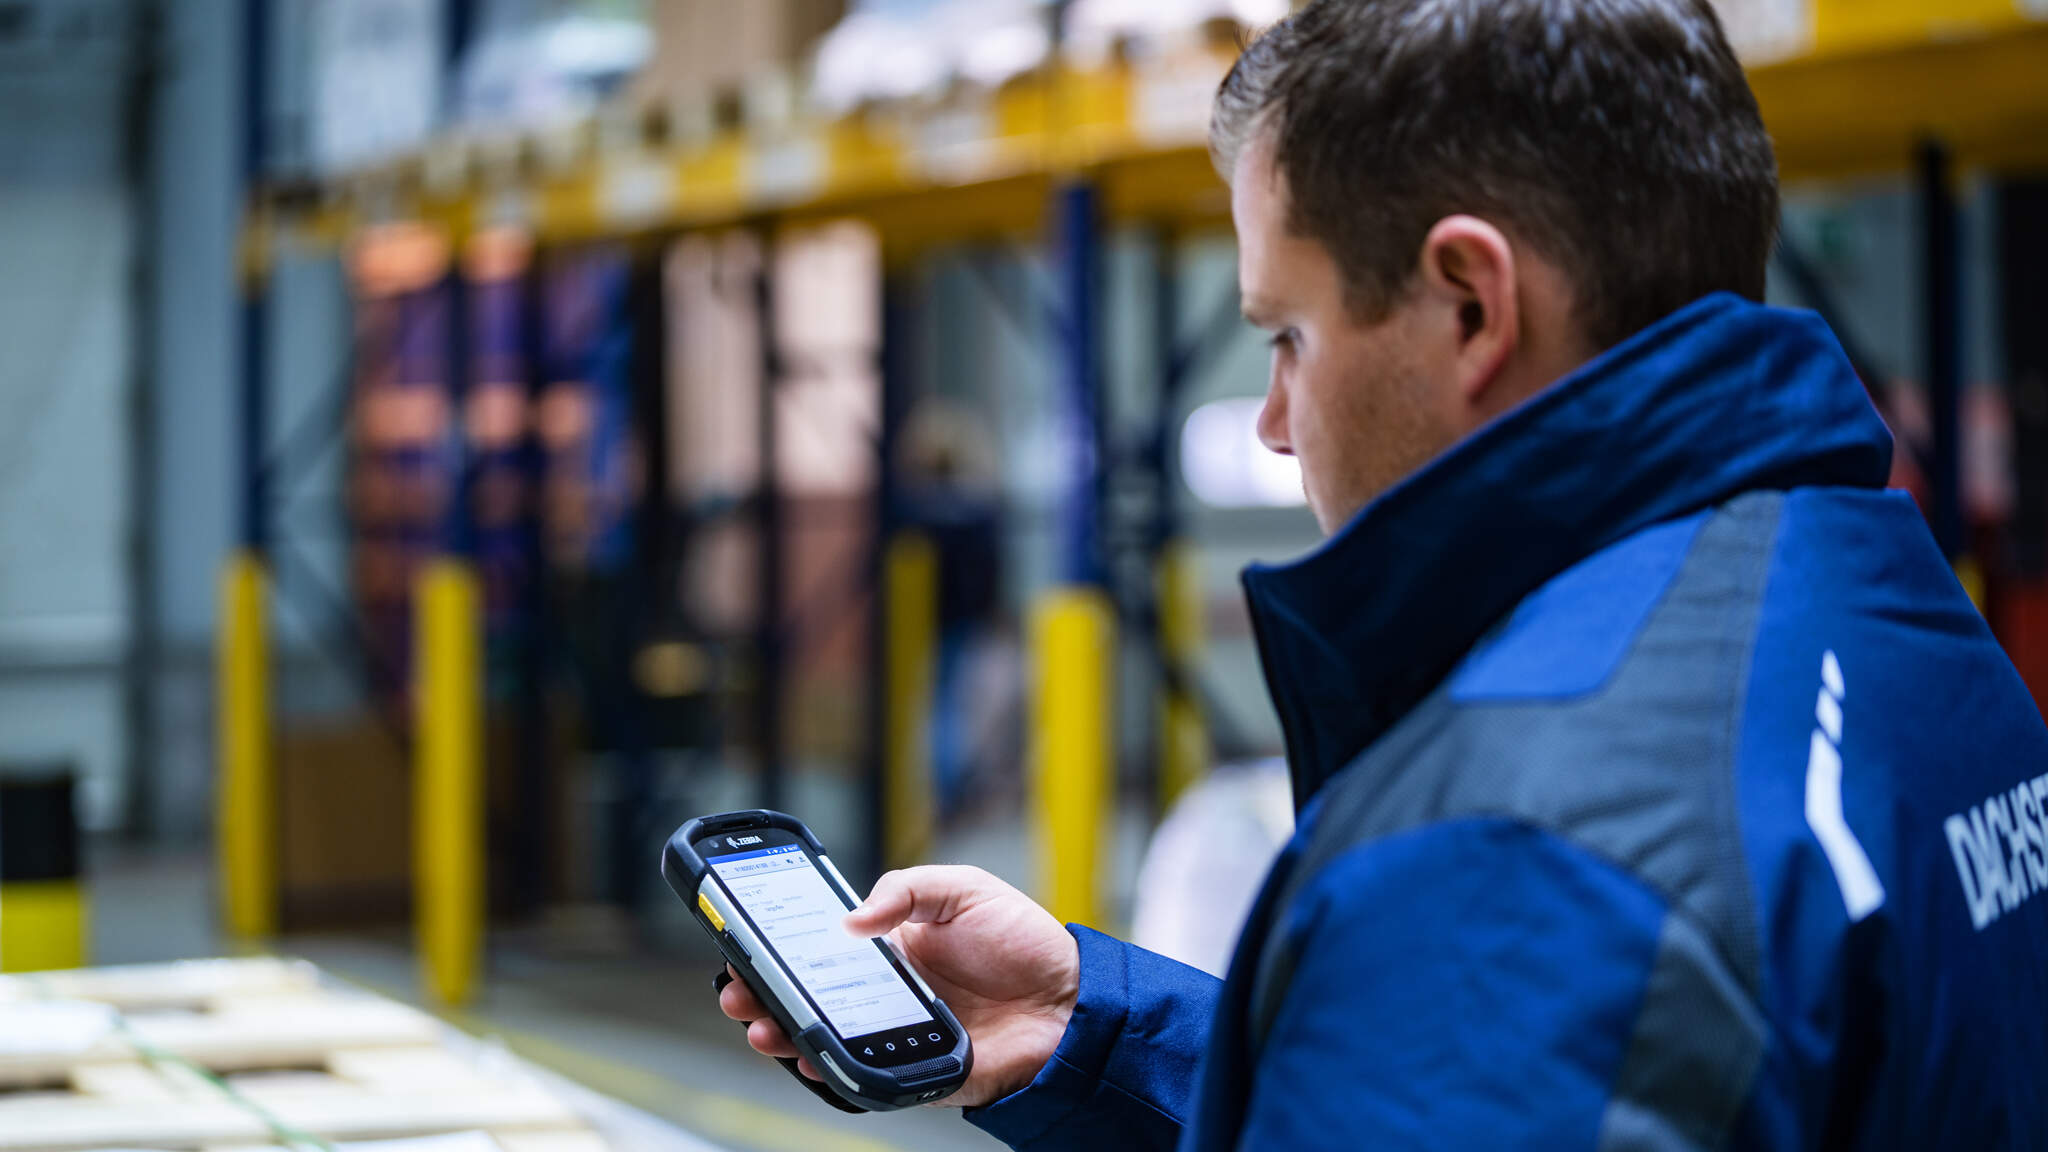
[1212,0,1780,351]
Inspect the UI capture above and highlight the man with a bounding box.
[722,0,2048,1146]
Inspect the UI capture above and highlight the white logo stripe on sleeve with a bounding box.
[1805,650,1886,922]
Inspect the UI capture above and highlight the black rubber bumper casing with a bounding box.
[664,810,974,1112]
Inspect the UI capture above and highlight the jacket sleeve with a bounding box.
[1236,818,1752,1150]
[965,925,1220,1152]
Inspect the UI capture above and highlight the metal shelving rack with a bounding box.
[221,0,2048,1003]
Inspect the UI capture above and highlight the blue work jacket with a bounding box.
[967,293,2048,1150]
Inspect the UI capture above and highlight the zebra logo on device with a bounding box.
[727,835,764,848]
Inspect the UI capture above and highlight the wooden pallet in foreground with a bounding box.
[0,958,613,1152]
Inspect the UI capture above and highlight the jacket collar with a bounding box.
[1241,293,1895,809]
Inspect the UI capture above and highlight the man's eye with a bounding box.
[1268,329,1298,353]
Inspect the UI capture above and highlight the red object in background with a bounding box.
[348,222,456,708]
[462,227,541,641]
[1870,376,2048,719]
[1996,578,2048,721]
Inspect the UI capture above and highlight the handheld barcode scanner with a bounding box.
[663,810,973,1112]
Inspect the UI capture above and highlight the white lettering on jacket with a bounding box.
[1946,771,2048,931]
[1806,650,1886,922]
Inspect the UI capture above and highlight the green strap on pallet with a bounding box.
[28,972,339,1152]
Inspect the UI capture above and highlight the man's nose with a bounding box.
[1256,382,1293,456]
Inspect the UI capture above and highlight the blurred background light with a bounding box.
[1181,397,1306,509]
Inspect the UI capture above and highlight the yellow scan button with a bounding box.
[698,892,726,931]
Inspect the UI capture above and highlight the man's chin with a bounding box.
[1307,488,1361,537]
[1309,500,1344,537]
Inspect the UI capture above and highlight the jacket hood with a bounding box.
[1241,292,1896,810]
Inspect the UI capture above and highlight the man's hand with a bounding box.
[716,865,1079,1108]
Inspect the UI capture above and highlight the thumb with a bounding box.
[843,870,913,938]
[843,865,991,938]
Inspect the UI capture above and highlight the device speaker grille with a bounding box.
[894,1055,961,1084]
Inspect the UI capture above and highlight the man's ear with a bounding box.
[1417,215,1519,408]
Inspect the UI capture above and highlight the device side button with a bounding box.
[722,930,751,962]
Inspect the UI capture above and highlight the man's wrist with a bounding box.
[980,1001,1076,1105]
[953,932,1080,1107]
[961,927,1138,1143]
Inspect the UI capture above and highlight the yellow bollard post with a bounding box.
[1155,540,1210,815]
[217,551,276,938]
[416,558,484,1007]
[0,768,88,972]
[883,533,939,869]
[0,882,88,971]
[1030,588,1115,930]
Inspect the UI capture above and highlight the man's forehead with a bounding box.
[1240,291,1285,325]
[1231,131,1288,309]
[1229,127,1285,198]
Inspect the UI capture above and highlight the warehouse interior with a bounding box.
[3,0,2048,1148]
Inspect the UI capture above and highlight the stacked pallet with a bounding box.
[0,958,610,1152]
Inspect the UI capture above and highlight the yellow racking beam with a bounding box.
[1755,21,2048,185]
[1809,0,2029,59]
[249,15,2048,254]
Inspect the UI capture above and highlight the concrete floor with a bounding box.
[87,840,1010,1152]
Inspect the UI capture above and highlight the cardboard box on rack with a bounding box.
[628,0,848,130]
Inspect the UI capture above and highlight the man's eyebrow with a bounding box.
[1240,295,1281,327]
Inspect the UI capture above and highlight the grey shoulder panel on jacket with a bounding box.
[1597,907,1768,1151]
[1248,492,1785,1143]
